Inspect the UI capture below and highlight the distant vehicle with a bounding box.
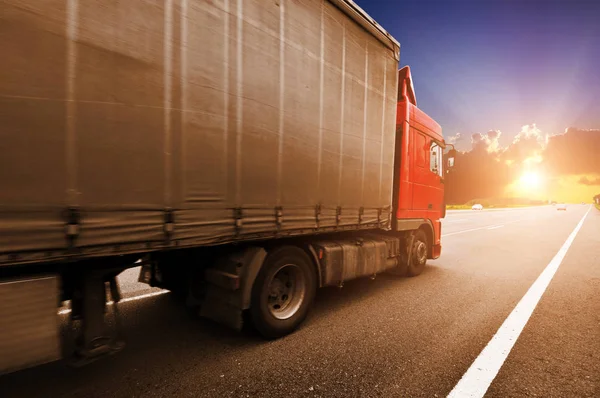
[472,204,483,210]
[581,202,585,205]
[557,203,567,211]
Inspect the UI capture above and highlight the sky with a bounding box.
[356,0,600,203]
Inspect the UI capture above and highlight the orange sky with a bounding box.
[445,126,600,204]
[504,173,600,203]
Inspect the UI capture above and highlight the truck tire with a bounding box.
[406,229,428,277]
[250,246,317,339]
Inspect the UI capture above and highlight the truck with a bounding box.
[0,0,455,374]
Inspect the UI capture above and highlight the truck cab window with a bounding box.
[430,143,442,176]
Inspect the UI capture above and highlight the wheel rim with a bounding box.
[413,240,427,265]
[266,263,306,320]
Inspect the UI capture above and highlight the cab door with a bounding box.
[427,140,444,217]
[411,129,429,210]
[411,130,443,212]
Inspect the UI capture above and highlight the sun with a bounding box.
[519,171,541,188]
[507,170,548,198]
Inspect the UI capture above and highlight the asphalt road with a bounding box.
[1,205,598,397]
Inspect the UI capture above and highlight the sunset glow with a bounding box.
[519,171,542,189]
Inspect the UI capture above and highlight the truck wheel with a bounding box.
[250,246,317,339]
[406,229,428,277]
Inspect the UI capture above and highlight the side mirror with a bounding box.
[447,148,456,169]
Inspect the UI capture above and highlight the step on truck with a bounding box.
[0,0,456,374]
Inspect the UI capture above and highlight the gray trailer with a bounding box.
[1,0,441,374]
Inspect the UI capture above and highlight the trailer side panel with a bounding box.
[0,0,399,266]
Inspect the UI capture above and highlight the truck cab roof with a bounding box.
[398,66,444,144]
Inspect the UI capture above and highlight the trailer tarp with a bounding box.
[0,0,399,265]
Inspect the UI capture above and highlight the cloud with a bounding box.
[503,124,545,163]
[544,128,600,175]
[447,132,462,144]
[514,124,545,143]
[486,130,501,152]
[471,133,485,148]
[578,176,600,185]
[487,130,500,140]
[470,130,502,153]
[445,142,513,204]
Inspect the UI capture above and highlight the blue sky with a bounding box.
[355,0,600,148]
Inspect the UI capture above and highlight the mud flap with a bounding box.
[406,232,416,266]
[199,247,266,330]
[385,233,413,277]
[69,272,125,367]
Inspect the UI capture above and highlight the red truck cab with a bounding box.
[394,66,448,259]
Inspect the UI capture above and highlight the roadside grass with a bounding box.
[447,203,543,210]
[595,203,600,211]
[446,204,473,210]
[447,197,549,210]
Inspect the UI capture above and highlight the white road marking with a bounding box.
[442,219,522,237]
[447,207,590,398]
[58,290,170,315]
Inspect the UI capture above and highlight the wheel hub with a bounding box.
[266,264,306,320]
[414,241,427,264]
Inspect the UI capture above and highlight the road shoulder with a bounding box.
[486,208,600,397]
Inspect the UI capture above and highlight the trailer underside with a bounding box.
[0,222,434,374]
